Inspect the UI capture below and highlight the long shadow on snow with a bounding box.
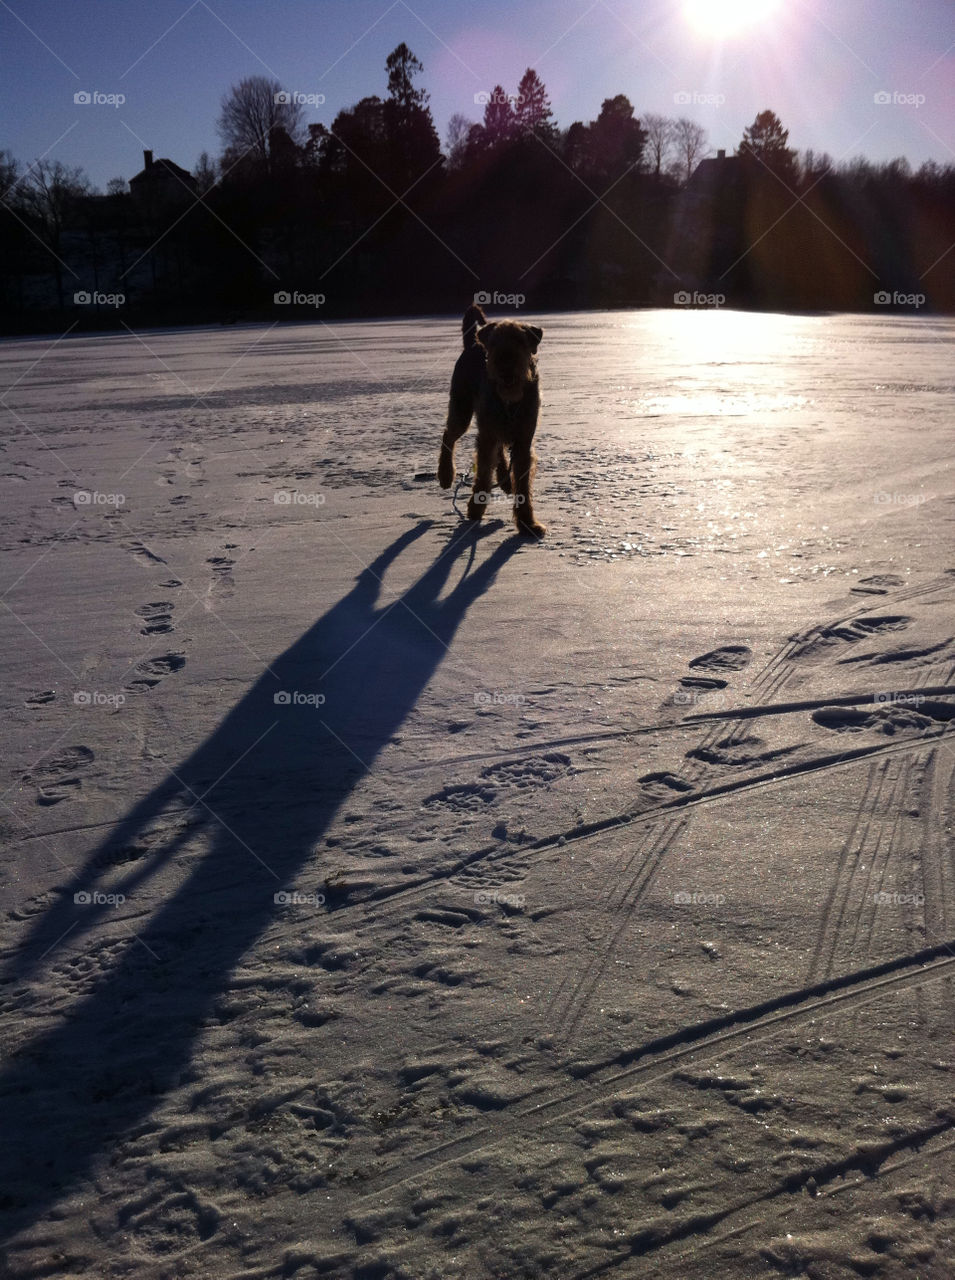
[0,518,522,1235]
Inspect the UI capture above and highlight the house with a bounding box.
[685,149,744,198]
[128,150,196,216]
[664,149,747,297]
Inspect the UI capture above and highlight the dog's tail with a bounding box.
[462,303,486,349]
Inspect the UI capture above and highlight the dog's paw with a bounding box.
[466,492,489,521]
[517,518,546,538]
[438,455,455,489]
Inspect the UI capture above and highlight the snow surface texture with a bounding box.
[1,310,954,1279]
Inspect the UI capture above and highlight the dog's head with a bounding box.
[477,321,543,404]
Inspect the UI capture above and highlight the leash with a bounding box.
[451,467,474,519]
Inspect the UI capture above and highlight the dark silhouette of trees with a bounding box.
[383,42,442,186]
[643,113,675,179]
[14,159,91,307]
[467,86,516,156]
[671,117,708,183]
[445,113,473,170]
[193,152,218,195]
[0,149,17,198]
[587,95,647,182]
[739,109,797,183]
[385,42,427,112]
[0,150,26,314]
[514,69,558,144]
[801,150,834,183]
[217,76,305,176]
[2,49,954,331]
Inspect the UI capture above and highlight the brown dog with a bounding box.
[438,304,545,537]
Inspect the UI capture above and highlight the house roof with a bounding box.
[685,153,745,198]
[690,154,742,181]
[130,158,194,186]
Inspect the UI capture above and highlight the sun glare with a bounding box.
[684,0,780,38]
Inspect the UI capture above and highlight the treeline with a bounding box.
[1,43,952,331]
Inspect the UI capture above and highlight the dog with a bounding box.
[438,303,545,537]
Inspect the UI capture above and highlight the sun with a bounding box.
[684,0,780,38]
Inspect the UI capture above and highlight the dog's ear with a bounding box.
[523,325,543,351]
[476,323,496,347]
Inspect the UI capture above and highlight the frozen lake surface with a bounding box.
[1,310,954,1278]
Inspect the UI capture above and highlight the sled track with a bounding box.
[359,941,955,1199]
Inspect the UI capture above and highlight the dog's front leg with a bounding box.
[510,440,545,537]
[495,444,512,494]
[466,432,497,521]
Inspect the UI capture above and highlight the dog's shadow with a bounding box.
[0,518,522,1235]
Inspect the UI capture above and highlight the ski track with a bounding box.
[359,944,955,1199]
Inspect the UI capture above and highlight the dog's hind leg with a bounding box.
[466,433,497,521]
[438,357,478,491]
[438,395,472,489]
[510,441,545,537]
[495,444,512,494]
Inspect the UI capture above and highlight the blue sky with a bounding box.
[1,0,951,188]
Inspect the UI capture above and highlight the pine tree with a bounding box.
[739,110,796,182]
[514,69,557,143]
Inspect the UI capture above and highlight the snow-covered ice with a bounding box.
[1,310,953,1278]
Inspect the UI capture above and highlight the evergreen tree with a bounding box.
[739,110,796,182]
[514,69,557,143]
[483,86,517,147]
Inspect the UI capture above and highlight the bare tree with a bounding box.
[0,149,19,201]
[217,75,305,172]
[671,117,708,183]
[642,113,675,178]
[445,113,473,170]
[15,158,90,306]
[193,152,218,195]
[799,150,833,188]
